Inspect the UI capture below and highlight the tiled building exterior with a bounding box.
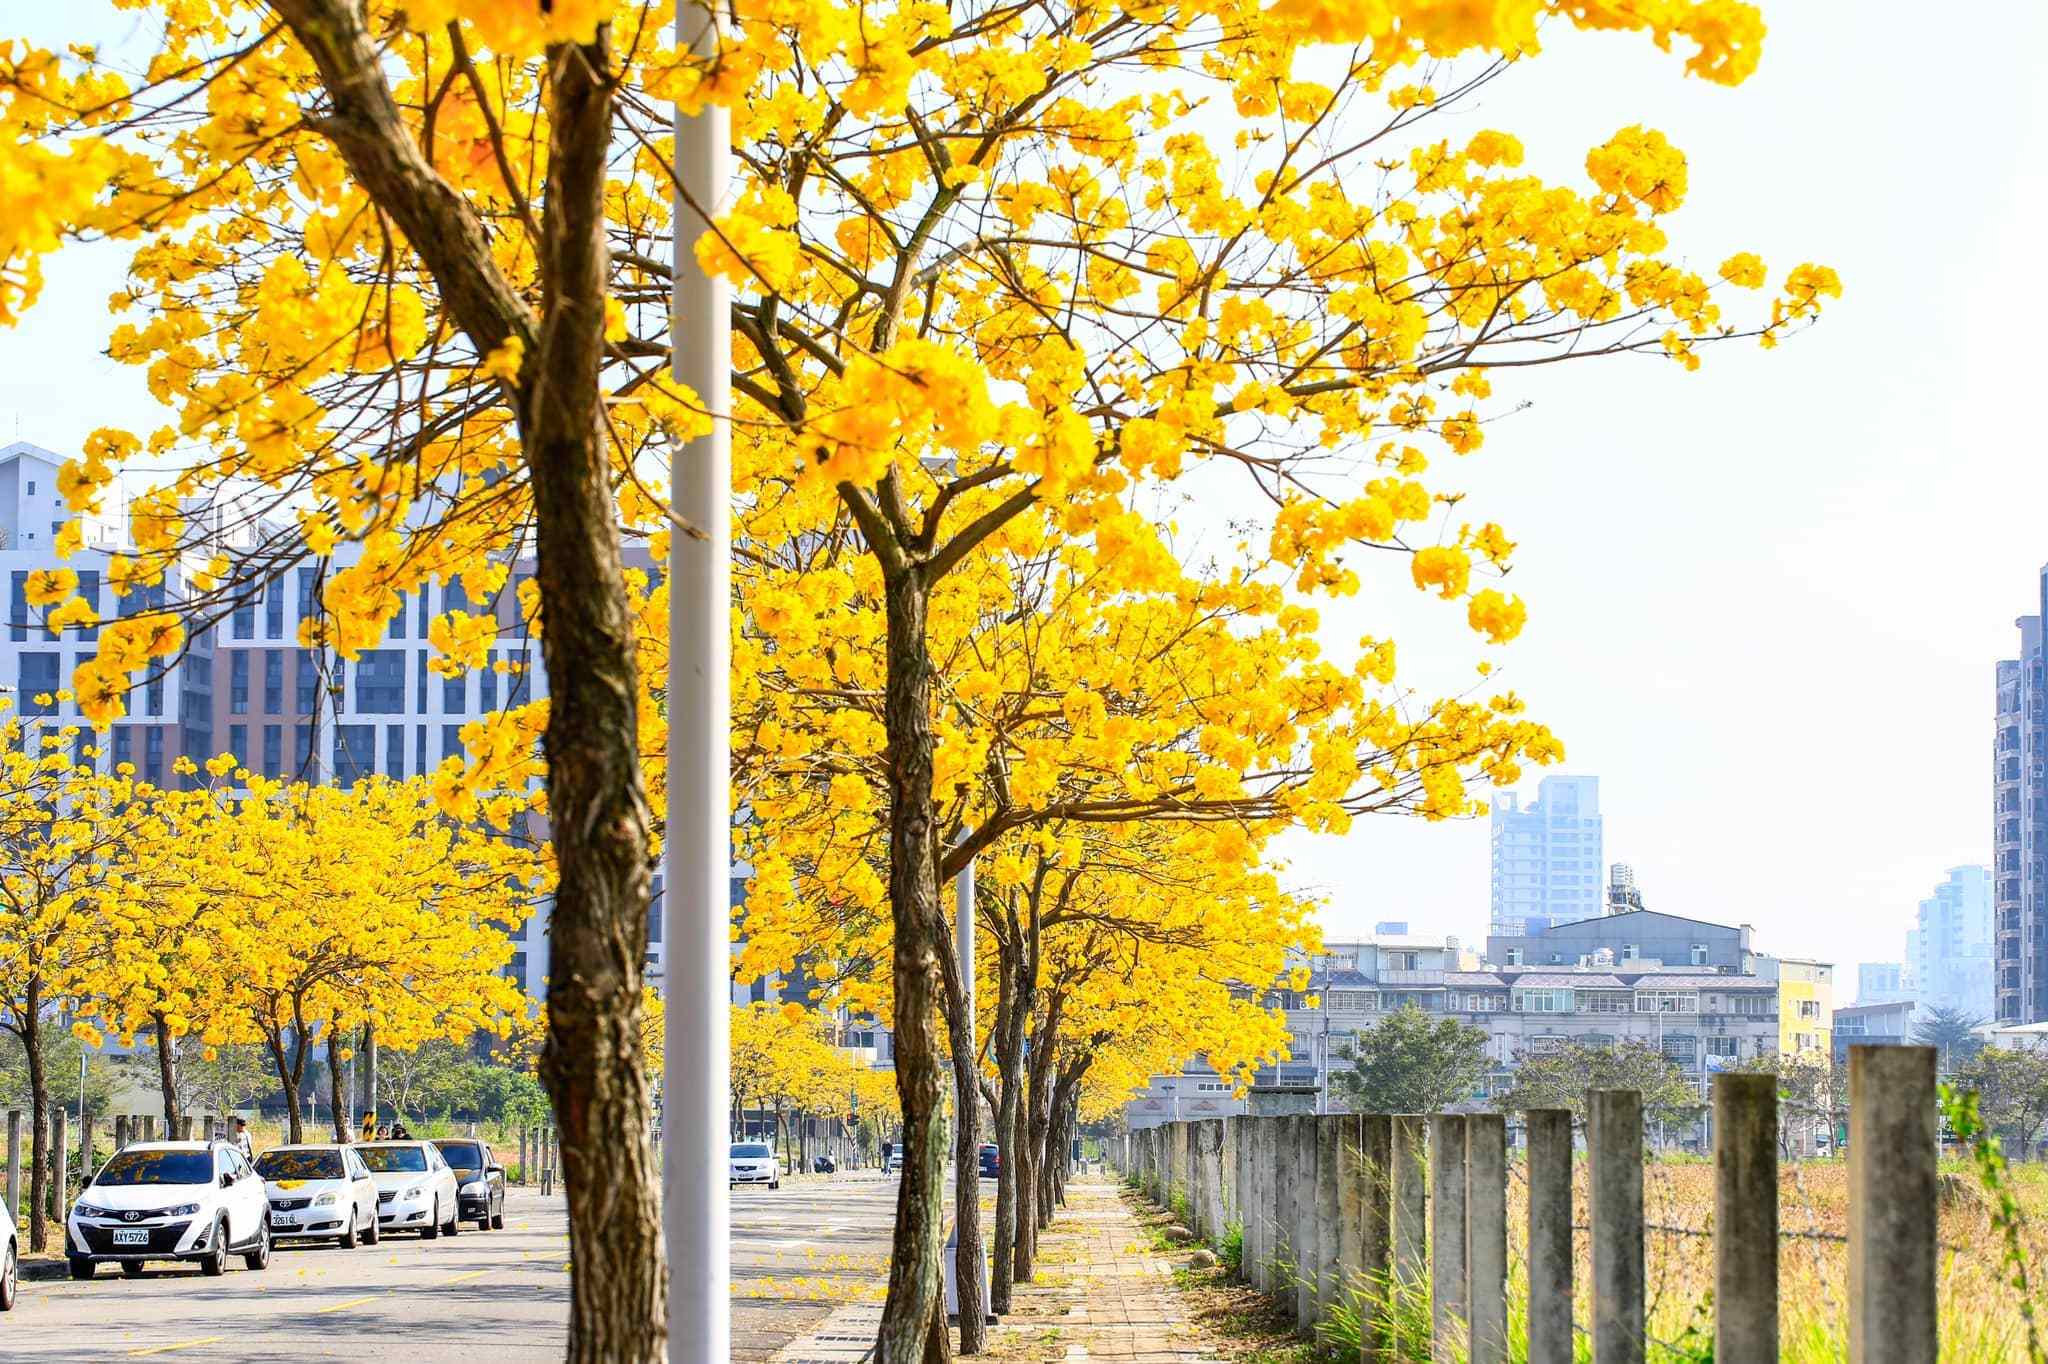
[1489,775,1604,935]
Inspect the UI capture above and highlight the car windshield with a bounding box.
[254,1149,345,1181]
[730,1143,771,1158]
[93,1149,213,1187]
[358,1145,428,1173]
[436,1142,483,1171]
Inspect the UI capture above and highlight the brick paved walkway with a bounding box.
[773,1175,1224,1363]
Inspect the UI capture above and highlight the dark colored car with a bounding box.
[978,1144,1000,1178]
[433,1139,507,1231]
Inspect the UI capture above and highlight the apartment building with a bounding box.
[1756,955,1834,1060]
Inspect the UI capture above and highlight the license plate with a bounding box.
[112,1229,148,1245]
[270,1214,293,1229]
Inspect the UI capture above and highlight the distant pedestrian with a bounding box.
[390,1119,412,1140]
[232,1117,254,1160]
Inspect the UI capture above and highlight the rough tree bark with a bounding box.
[356,1020,377,1129]
[874,560,953,1364]
[266,7,664,1353]
[325,1028,350,1141]
[150,1012,181,1132]
[937,890,987,1352]
[261,1015,313,1144]
[521,31,668,1364]
[21,981,47,1252]
[1013,990,1062,1282]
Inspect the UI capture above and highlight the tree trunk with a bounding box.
[22,992,47,1252]
[262,1022,309,1144]
[356,1020,377,1129]
[520,30,665,1364]
[151,1012,182,1131]
[874,561,951,1364]
[325,1028,350,1141]
[941,919,987,1352]
[1014,993,1061,1281]
[989,944,1026,1313]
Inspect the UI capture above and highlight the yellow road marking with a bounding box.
[438,1269,488,1286]
[128,1338,225,1357]
[314,1294,381,1314]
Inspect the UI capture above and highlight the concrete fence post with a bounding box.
[115,1114,129,1154]
[1525,1109,1575,1364]
[1292,1115,1321,1333]
[1466,1114,1508,1364]
[1428,1114,1469,1362]
[1715,1073,1778,1361]
[1314,1114,1345,1332]
[1175,1120,1193,1218]
[1273,1115,1299,1297]
[1849,1045,1937,1364]
[4,1111,18,1223]
[1249,1117,1272,1290]
[1391,1114,1427,1296]
[1221,1116,1240,1242]
[1589,1090,1645,1364]
[1202,1118,1227,1245]
[178,1115,193,1142]
[50,1108,69,1224]
[1351,1114,1394,1364]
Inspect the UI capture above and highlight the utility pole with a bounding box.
[667,2,734,1359]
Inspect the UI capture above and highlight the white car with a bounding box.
[253,1144,381,1248]
[1,1188,15,1309]
[357,1140,462,1239]
[729,1141,779,1189]
[67,1140,272,1278]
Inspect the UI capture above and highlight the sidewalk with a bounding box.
[772,1174,1224,1363]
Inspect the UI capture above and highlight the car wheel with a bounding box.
[491,1206,505,1231]
[444,1199,460,1237]
[201,1222,227,1277]
[243,1219,271,1272]
[0,1242,15,1309]
[67,1256,95,1281]
[338,1209,358,1250]
[120,1261,144,1279]
[771,1179,780,1191]
[363,1209,381,1247]
[421,1199,440,1240]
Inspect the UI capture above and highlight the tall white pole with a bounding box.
[668,1,732,1359]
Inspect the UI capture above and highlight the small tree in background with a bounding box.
[1498,1040,1701,1135]
[1333,1004,1489,1114]
[1915,1006,1989,1075]
[1955,1047,2048,1157]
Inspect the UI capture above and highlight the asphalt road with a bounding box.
[2,1175,905,1362]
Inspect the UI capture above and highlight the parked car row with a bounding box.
[59,1136,509,1280]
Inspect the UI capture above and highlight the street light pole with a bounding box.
[667,2,733,1359]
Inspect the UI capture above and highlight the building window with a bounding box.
[75,570,98,641]
[112,726,132,770]
[1705,1036,1740,1058]
[145,669,163,718]
[386,724,405,779]
[443,668,465,714]
[27,480,35,494]
[390,589,407,641]
[297,723,317,774]
[1387,951,1419,971]
[144,728,164,786]
[1513,988,1573,1014]
[229,650,250,714]
[17,652,58,714]
[1506,948,1523,966]
[417,651,429,712]
[1635,991,1700,1014]
[1797,999,1820,1020]
[227,724,247,768]
[262,724,282,779]
[1660,1034,1697,1064]
[1194,1081,1229,1093]
[264,650,283,713]
[1622,944,1640,960]
[1690,944,1708,966]
[296,567,319,629]
[333,725,374,787]
[354,649,405,713]
[265,578,284,639]
[442,724,463,761]
[480,653,498,711]
[9,571,25,643]
[504,950,527,989]
[296,650,320,712]
[415,724,427,776]
[232,597,255,640]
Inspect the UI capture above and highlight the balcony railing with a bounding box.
[1375,969,1444,985]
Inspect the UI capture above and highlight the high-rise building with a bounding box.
[1915,866,1993,1020]
[1856,961,1914,1006]
[1489,775,1603,935]
[1996,580,2048,1021]
[1605,863,1645,914]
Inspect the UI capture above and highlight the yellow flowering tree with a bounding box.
[0,0,1836,1352]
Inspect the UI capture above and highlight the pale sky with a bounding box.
[1,3,2041,996]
